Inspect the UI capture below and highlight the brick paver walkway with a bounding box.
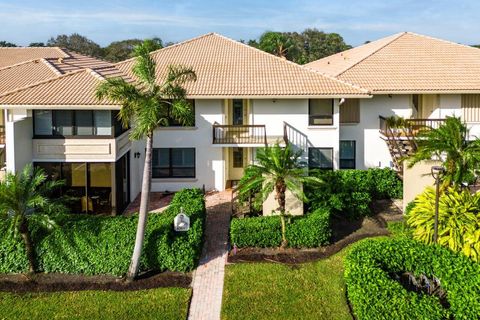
[188,190,232,320]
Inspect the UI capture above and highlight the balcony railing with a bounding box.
[212,124,267,145]
[379,117,446,137]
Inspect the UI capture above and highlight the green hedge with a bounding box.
[344,238,480,320]
[0,188,205,275]
[230,208,331,248]
[306,168,402,218]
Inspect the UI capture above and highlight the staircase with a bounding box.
[379,116,417,177]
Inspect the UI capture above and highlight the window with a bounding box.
[232,99,244,125]
[308,147,333,170]
[33,110,121,137]
[152,148,195,178]
[232,148,244,168]
[309,99,333,125]
[34,110,53,135]
[340,99,360,124]
[340,141,356,169]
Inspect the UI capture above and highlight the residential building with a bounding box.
[0,33,369,214]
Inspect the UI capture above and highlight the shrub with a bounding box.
[386,221,411,238]
[407,187,480,262]
[230,208,330,248]
[0,188,205,275]
[344,238,480,320]
[0,222,29,273]
[306,168,402,219]
[236,166,263,214]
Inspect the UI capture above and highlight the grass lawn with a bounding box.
[0,287,191,320]
[222,248,352,320]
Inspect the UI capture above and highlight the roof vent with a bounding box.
[57,57,64,64]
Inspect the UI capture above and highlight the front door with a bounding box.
[228,147,248,181]
[418,94,438,118]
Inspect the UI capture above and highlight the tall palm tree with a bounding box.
[258,31,294,59]
[408,116,480,187]
[96,39,196,280]
[237,143,322,247]
[0,165,66,273]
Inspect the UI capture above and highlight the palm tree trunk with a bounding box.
[19,217,35,273]
[276,181,288,248]
[126,134,153,281]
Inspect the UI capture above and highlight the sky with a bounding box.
[0,0,479,47]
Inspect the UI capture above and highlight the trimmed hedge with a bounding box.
[344,238,480,320]
[230,208,331,248]
[306,168,402,219]
[0,188,205,275]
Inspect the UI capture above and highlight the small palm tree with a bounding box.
[408,116,480,187]
[237,143,322,247]
[0,165,66,273]
[96,39,196,280]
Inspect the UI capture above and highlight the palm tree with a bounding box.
[258,31,294,59]
[0,165,66,273]
[96,39,196,280]
[408,116,480,187]
[237,143,322,247]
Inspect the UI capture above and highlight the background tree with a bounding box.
[0,41,17,47]
[47,33,104,57]
[258,31,295,59]
[237,143,322,247]
[29,42,45,47]
[104,38,162,62]
[407,117,480,187]
[0,165,66,273]
[96,39,196,280]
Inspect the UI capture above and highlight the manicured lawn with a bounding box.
[0,287,191,320]
[222,248,352,320]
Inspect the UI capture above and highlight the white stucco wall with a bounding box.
[252,98,340,168]
[340,95,412,169]
[6,114,33,173]
[150,99,224,192]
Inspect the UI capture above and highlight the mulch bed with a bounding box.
[0,271,191,293]
[228,214,394,265]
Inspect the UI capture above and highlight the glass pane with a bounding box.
[232,99,243,125]
[89,163,112,214]
[309,99,333,125]
[340,141,355,159]
[158,149,170,167]
[94,110,112,135]
[172,148,194,167]
[55,110,74,136]
[75,111,93,135]
[309,148,333,169]
[233,148,243,168]
[34,110,53,135]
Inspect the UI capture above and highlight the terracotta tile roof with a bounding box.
[0,59,61,94]
[47,50,113,74]
[116,33,369,98]
[0,67,129,107]
[0,47,69,68]
[306,32,480,93]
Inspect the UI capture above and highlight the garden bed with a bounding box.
[0,271,191,293]
[228,215,390,264]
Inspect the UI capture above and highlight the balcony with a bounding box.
[212,124,267,145]
[379,116,446,137]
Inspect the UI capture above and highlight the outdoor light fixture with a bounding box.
[431,165,445,243]
[134,152,141,158]
[174,207,190,232]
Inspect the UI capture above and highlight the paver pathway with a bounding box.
[188,190,232,320]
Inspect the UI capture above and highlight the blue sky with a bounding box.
[1,0,479,46]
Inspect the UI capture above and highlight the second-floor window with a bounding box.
[152,148,196,178]
[309,99,334,126]
[33,110,128,137]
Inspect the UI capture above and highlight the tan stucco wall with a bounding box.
[403,160,441,210]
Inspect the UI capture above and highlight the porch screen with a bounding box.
[340,99,360,124]
[462,94,480,122]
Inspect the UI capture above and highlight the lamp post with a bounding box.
[431,166,445,243]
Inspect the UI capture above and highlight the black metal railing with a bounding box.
[213,124,267,145]
[379,117,446,137]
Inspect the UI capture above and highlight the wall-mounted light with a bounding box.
[134,152,141,158]
[388,94,393,98]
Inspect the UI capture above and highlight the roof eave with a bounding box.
[188,94,372,99]
[0,104,122,110]
[372,89,480,95]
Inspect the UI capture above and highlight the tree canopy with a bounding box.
[250,28,351,64]
[47,33,104,58]
[0,41,17,47]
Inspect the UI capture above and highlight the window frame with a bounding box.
[308,99,334,126]
[308,147,334,170]
[152,148,196,179]
[339,140,356,169]
[33,110,128,139]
